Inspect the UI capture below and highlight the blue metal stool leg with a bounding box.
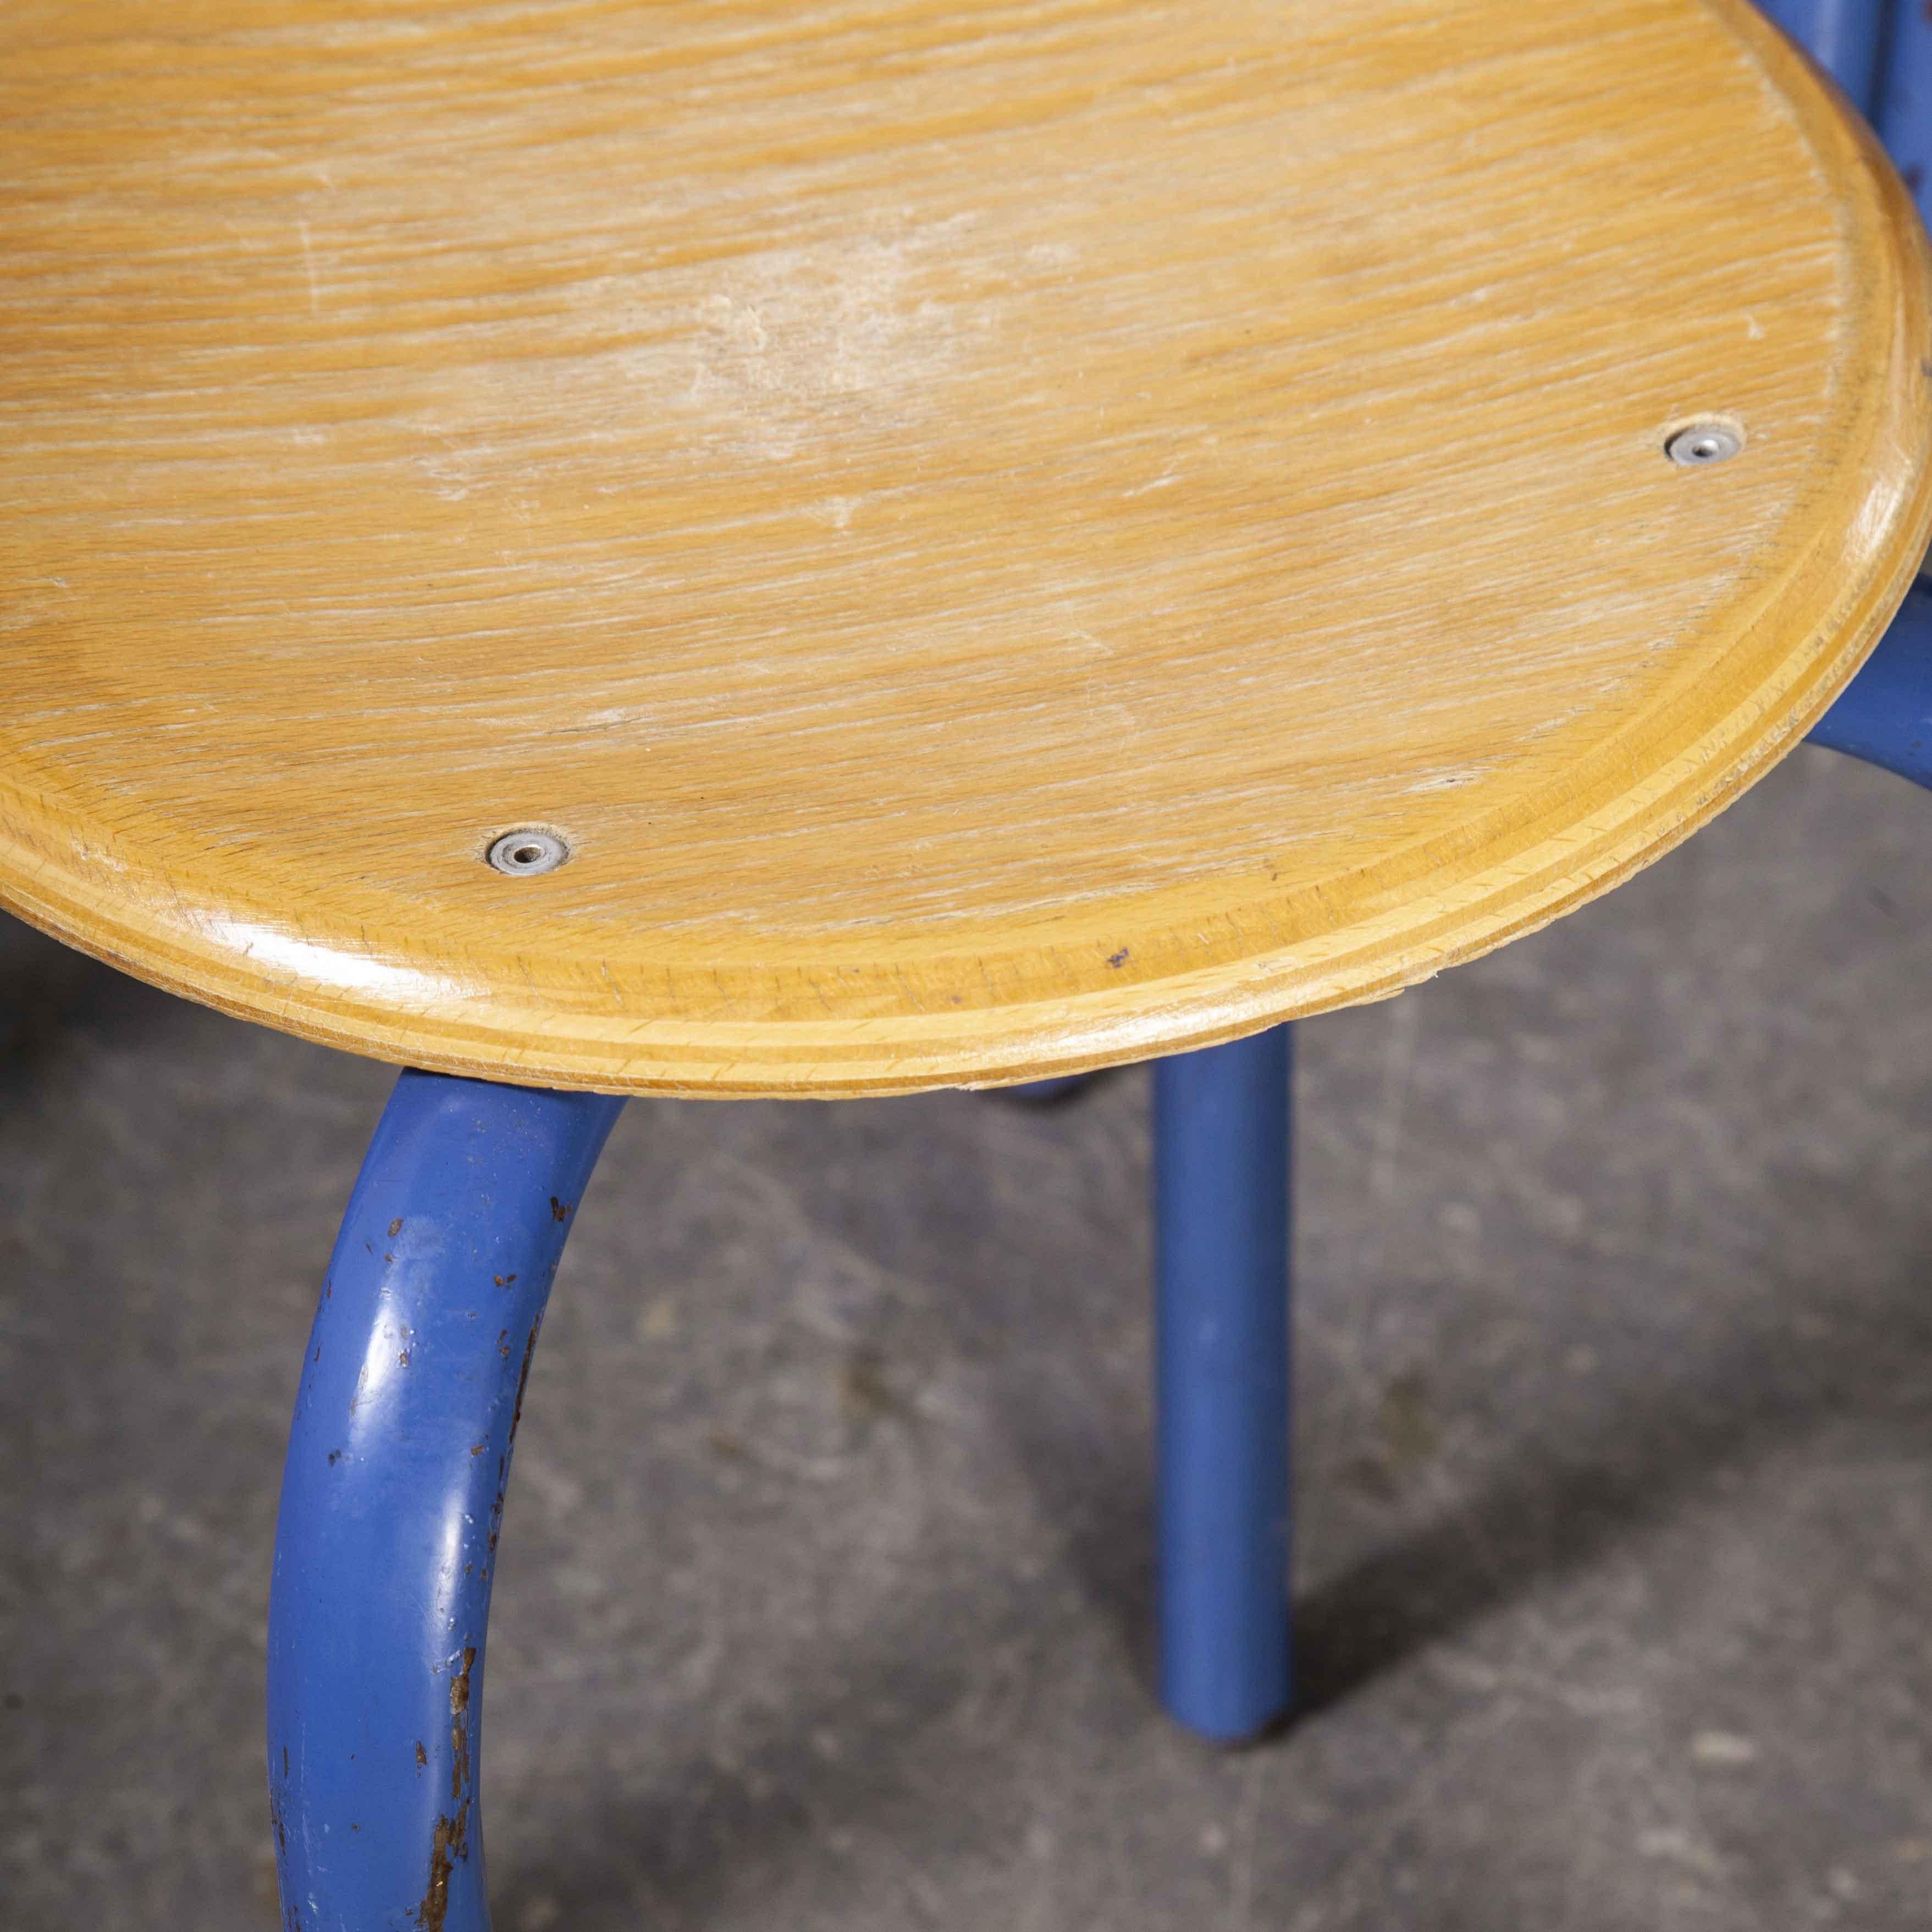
[1757,0,1890,115]
[1152,1024,1293,1742]
[1807,576,1932,788]
[267,1069,625,1932]
[1787,0,1932,792]
[1877,0,1931,213]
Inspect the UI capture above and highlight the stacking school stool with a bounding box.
[3,2,1930,1926]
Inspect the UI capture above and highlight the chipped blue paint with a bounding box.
[267,1071,623,1932]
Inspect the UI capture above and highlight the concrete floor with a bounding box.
[2,743,1930,1931]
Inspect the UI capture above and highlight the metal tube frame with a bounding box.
[1756,0,1891,116]
[1802,0,1931,787]
[1151,1025,1294,1742]
[1875,0,1929,213]
[267,1071,624,1932]
[1808,576,1932,789]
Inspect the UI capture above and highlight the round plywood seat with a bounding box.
[2,0,1928,1094]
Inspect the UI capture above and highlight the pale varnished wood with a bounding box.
[1,0,1928,1094]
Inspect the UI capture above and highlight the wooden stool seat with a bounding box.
[2,0,1928,1094]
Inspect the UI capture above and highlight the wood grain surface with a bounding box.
[1,0,1928,1095]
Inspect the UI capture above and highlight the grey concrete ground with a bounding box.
[2,743,1929,1931]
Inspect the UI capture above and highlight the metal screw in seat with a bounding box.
[1665,420,1744,466]
[486,828,570,875]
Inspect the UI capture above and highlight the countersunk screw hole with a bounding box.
[1665,420,1743,467]
[486,829,570,876]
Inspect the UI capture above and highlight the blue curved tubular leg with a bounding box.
[268,1070,626,1932]
[1806,576,1932,789]
[1757,0,1891,114]
[1152,1024,1293,1743]
[1878,0,1931,217]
